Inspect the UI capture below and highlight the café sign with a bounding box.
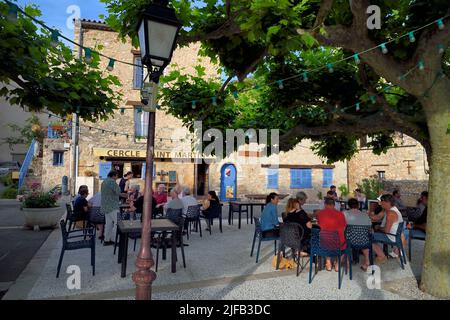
[93,148,213,159]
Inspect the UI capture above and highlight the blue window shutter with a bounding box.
[141,163,156,180]
[133,57,143,89]
[291,168,312,188]
[267,168,278,189]
[302,169,312,188]
[323,168,333,187]
[290,169,300,188]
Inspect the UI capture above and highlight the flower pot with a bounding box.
[22,206,65,230]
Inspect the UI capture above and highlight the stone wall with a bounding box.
[40,139,70,191]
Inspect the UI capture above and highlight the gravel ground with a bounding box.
[3,203,436,300]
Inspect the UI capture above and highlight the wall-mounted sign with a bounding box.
[93,148,214,159]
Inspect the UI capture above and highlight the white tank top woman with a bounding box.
[381,206,403,241]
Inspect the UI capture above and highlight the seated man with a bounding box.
[413,191,428,232]
[180,187,199,215]
[73,188,90,222]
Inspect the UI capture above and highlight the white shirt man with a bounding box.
[180,187,199,215]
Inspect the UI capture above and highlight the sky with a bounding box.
[16,0,109,43]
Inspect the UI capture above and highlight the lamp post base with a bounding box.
[132,256,156,300]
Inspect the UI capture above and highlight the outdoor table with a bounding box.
[228,201,266,229]
[117,219,179,278]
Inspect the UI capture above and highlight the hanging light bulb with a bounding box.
[353,54,361,64]
[437,44,445,54]
[102,130,105,134]
[120,108,125,114]
[276,80,284,89]
[380,43,388,54]
[50,30,59,48]
[7,3,18,22]
[436,19,444,30]
[355,103,360,111]
[211,96,217,106]
[327,63,334,73]
[303,72,308,82]
[114,132,117,137]
[107,58,115,71]
[191,100,196,109]
[408,32,415,43]
[137,107,142,114]
[84,48,92,63]
[418,60,425,71]
[76,106,80,114]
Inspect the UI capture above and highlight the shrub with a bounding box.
[22,192,59,208]
[0,173,14,186]
[338,184,350,198]
[1,186,18,199]
[357,176,384,200]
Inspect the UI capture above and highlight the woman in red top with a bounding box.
[317,198,347,272]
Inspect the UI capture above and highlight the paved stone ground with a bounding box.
[0,199,51,299]
[2,204,437,300]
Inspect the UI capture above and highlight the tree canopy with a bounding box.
[102,0,450,298]
[102,0,449,164]
[0,1,122,121]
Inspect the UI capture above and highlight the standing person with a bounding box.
[101,170,123,246]
[180,187,198,215]
[344,198,372,271]
[201,191,221,231]
[260,193,280,237]
[354,188,367,210]
[372,194,404,264]
[119,171,133,194]
[392,190,406,210]
[317,197,347,272]
[154,184,168,216]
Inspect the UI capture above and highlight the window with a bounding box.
[267,168,279,189]
[377,171,386,180]
[133,56,143,89]
[290,168,312,189]
[53,151,64,166]
[322,168,333,187]
[134,108,149,138]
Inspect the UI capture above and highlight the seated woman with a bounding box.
[317,197,347,272]
[73,188,90,222]
[283,193,312,255]
[344,198,372,271]
[260,193,280,237]
[201,191,221,231]
[372,194,404,264]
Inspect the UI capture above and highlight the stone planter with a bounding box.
[22,206,65,230]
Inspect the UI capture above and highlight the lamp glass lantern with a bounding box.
[137,2,182,75]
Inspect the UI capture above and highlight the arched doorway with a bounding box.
[219,163,237,201]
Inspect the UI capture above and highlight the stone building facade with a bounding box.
[38,20,428,204]
[348,133,429,206]
[38,19,348,201]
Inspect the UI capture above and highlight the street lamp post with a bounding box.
[132,0,181,301]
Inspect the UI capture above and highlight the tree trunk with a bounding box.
[419,78,450,298]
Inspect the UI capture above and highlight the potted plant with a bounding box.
[20,183,64,230]
[50,121,63,131]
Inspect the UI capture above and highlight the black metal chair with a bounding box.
[56,219,96,277]
[276,222,308,276]
[201,203,223,234]
[184,205,202,240]
[155,216,186,272]
[228,202,249,226]
[405,207,426,262]
[345,225,374,267]
[65,203,86,231]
